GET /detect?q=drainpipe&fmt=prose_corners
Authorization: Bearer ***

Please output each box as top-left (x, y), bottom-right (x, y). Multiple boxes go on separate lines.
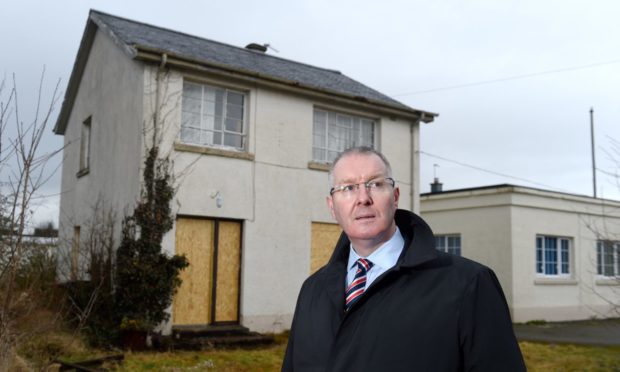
top-left (153, 53), bottom-right (168, 149)
top-left (411, 118), bottom-right (421, 213)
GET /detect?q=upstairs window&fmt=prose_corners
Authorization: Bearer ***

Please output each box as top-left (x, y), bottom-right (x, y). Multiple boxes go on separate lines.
top-left (597, 240), bottom-right (620, 277)
top-left (181, 81), bottom-right (247, 151)
top-left (79, 116), bottom-right (91, 173)
top-left (312, 108), bottom-right (375, 163)
top-left (435, 234), bottom-right (461, 256)
top-left (536, 236), bottom-right (571, 276)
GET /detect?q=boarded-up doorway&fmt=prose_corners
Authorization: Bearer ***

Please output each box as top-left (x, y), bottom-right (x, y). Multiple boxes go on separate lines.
top-left (310, 222), bottom-right (341, 274)
top-left (173, 217), bottom-right (242, 326)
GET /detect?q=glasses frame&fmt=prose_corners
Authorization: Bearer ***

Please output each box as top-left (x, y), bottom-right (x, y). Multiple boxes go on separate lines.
top-left (330, 177), bottom-right (395, 197)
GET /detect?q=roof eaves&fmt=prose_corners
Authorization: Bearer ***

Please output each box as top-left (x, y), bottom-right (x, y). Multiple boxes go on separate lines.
top-left (89, 11), bottom-right (139, 59)
top-left (53, 10), bottom-right (139, 135)
top-left (53, 18), bottom-right (98, 134)
top-left (134, 45), bottom-right (438, 122)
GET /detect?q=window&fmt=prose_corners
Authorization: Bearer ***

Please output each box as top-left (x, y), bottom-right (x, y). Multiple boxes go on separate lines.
top-left (435, 234), bottom-right (461, 256)
top-left (536, 236), bottom-right (571, 276)
top-left (597, 240), bottom-right (620, 277)
top-left (79, 117), bottom-right (91, 172)
top-left (181, 81), bottom-right (247, 151)
top-left (312, 108), bottom-right (375, 163)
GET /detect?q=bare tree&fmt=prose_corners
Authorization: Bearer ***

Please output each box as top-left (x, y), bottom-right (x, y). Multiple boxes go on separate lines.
top-left (580, 137), bottom-right (620, 320)
top-left (0, 70), bottom-right (62, 371)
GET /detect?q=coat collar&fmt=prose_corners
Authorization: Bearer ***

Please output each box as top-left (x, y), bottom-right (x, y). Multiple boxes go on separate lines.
top-left (327, 209), bottom-right (438, 269)
top-left (322, 209), bottom-right (438, 310)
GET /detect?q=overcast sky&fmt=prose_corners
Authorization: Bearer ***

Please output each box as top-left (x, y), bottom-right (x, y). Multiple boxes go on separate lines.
top-left (2, 0), bottom-right (620, 226)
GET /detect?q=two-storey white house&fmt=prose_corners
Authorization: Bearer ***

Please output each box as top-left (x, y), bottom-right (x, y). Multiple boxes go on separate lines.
top-left (54, 10), bottom-right (437, 334)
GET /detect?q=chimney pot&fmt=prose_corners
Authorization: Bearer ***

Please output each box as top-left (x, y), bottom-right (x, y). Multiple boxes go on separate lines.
top-left (430, 177), bottom-right (443, 193)
top-left (245, 43), bottom-right (267, 53)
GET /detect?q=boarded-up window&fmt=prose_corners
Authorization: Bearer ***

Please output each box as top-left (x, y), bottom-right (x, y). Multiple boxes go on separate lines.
top-left (310, 222), bottom-right (341, 274)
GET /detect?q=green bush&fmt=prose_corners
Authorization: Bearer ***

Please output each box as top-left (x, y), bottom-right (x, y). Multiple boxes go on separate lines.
top-left (114, 146), bottom-right (188, 332)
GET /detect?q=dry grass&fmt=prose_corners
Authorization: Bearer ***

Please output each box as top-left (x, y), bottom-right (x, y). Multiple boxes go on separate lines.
top-left (18, 330), bottom-right (620, 371)
top-left (521, 342), bottom-right (620, 372)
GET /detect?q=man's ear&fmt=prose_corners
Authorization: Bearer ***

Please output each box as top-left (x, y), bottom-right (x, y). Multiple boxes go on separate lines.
top-left (326, 196), bottom-right (336, 219)
top-left (393, 186), bottom-right (400, 207)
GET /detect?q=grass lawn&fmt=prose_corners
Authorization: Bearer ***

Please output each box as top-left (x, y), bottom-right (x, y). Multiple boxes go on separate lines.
top-left (21, 330), bottom-right (620, 371)
top-left (107, 341), bottom-right (620, 371)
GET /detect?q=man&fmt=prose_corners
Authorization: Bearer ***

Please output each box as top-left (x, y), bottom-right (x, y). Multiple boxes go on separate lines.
top-left (282, 147), bottom-right (525, 371)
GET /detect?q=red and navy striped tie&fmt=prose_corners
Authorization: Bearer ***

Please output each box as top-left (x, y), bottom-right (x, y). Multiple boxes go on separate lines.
top-left (345, 258), bottom-right (374, 311)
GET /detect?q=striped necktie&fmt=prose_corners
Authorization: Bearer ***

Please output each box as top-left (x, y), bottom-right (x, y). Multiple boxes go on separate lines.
top-left (345, 258), bottom-right (374, 311)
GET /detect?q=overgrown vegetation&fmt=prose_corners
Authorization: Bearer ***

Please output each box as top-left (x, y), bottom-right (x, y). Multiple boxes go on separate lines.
top-left (114, 146), bottom-right (188, 333)
top-left (17, 329), bottom-right (620, 372)
top-left (0, 70), bottom-right (62, 371)
top-left (61, 146), bottom-right (189, 349)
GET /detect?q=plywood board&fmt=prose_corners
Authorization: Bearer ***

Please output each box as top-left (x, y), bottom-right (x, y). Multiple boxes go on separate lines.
top-left (173, 218), bottom-right (214, 325)
top-left (311, 222), bottom-right (341, 274)
top-left (214, 221), bottom-right (241, 322)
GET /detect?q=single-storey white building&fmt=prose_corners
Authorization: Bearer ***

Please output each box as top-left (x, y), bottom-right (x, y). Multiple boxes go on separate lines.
top-left (420, 183), bottom-right (620, 322)
top-left (54, 10), bottom-right (436, 334)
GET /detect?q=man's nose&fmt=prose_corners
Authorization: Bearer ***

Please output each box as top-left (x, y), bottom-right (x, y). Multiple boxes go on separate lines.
top-left (355, 185), bottom-right (373, 205)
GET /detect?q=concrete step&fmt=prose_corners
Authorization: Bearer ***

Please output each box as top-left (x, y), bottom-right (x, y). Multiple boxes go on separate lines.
top-left (162, 324), bottom-right (275, 350)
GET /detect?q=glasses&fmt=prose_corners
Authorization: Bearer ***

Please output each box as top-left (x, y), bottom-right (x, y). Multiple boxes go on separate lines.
top-left (330, 177), bottom-right (395, 197)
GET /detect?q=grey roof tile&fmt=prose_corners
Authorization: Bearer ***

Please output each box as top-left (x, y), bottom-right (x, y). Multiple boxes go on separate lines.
top-left (90, 10), bottom-right (416, 112)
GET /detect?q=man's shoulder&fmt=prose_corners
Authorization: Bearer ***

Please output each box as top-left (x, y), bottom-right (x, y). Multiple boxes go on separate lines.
top-left (432, 250), bottom-right (494, 280)
top-left (299, 263), bottom-right (338, 290)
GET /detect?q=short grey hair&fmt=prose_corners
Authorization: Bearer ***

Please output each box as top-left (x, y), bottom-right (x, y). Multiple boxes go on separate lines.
top-left (328, 146), bottom-right (393, 186)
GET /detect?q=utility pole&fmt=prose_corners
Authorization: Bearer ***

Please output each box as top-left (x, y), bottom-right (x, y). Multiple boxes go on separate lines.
top-left (590, 107), bottom-right (597, 198)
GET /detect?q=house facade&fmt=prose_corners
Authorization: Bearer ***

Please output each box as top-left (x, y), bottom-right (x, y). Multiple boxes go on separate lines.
top-left (420, 184), bottom-right (620, 322)
top-left (54, 10), bottom-right (436, 333)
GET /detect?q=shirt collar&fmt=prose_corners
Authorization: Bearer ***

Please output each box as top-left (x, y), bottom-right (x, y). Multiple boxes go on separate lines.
top-left (347, 227), bottom-right (404, 271)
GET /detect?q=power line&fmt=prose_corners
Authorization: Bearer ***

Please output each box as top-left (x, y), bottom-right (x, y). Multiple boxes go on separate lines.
top-left (419, 150), bottom-right (575, 192)
top-left (393, 59), bottom-right (620, 97)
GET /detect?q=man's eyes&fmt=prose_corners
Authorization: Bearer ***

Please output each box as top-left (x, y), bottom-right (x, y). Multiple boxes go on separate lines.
top-left (340, 180), bottom-right (384, 192)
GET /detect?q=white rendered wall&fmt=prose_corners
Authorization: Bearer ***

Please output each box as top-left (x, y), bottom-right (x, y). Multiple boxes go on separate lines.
top-left (509, 191), bottom-right (620, 322)
top-left (56, 29), bottom-right (144, 280)
top-left (151, 71), bottom-right (420, 332)
top-left (421, 187), bottom-right (620, 323)
top-left (420, 192), bottom-right (515, 308)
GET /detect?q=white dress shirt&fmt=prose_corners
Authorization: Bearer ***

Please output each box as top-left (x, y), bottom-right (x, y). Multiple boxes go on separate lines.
top-left (346, 227), bottom-right (405, 290)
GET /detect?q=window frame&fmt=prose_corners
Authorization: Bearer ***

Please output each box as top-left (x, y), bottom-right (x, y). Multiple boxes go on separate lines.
top-left (596, 240), bottom-right (620, 278)
top-left (180, 80), bottom-right (248, 152)
top-left (312, 107), bottom-right (376, 164)
top-left (78, 116), bottom-right (91, 176)
top-left (435, 234), bottom-right (461, 256)
top-left (535, 235), bottom-right (572, 277)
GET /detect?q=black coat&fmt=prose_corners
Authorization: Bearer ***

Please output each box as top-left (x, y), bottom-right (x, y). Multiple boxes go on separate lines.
top-left (283, 209), bottom-right (525, 371)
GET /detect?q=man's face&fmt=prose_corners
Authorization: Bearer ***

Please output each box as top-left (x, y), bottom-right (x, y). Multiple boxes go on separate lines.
top-left (327, 153), bottom-right (399, 252)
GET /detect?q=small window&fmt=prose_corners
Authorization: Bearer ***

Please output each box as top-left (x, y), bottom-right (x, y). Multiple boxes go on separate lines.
top-left (597, 240), bottom-right (620, 277)
top-left (180, 81), bottom-right (247, 151)
top-left (71, 226), bottom-right (80, 280)
top-left (536, 236), bottom-right (571, 276)
top-left (79, 117), bottom-right (91, 173)
top-left (435, 234), bottom-right (461, 256)
top-left (312, 108), bottom-right (375, 163)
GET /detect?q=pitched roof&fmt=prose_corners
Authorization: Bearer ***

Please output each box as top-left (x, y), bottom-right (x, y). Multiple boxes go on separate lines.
top-left (55, 10), bottom-right (436, 134)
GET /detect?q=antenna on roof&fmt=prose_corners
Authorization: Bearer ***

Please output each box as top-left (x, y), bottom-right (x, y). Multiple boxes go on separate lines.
top-left (264, 43), bottom-right (279, 53)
